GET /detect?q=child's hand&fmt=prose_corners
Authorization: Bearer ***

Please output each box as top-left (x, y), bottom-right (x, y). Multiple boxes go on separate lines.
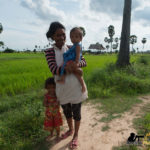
top-left (65, 61), bottom-right (77, 73)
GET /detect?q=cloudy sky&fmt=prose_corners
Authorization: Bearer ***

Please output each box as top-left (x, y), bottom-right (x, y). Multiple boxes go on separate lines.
top-left (0, 0), bottom-right (150, 51)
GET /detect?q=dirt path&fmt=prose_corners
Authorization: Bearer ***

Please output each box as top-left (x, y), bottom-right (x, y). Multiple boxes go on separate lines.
top-left (49, 96), bottom-right (150, 150)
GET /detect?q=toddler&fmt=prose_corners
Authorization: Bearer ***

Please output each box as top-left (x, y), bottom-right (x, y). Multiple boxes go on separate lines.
top-left (58, 27), bottom-right (86, 92)
top-left (43, 77), bottom-right (63, 141)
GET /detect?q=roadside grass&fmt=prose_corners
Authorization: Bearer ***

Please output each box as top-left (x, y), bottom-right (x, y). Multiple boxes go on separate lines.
top-left (89, 96), bottom-right (142, 123)
top-left (101, 124), bottom-right (110, 131)
top-left (0, 90), bottom-right (50, 150)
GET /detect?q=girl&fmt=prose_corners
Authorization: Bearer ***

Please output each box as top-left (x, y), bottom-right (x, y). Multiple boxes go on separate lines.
top-left (57, 27), bottom-right (86, 93)
top-left (43, 77), bottom-right (63, 141)
top-left (45, 22), bottom-right (88, 149)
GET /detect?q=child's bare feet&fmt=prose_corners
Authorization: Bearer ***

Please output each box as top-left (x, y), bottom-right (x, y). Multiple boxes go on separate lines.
top-left (46, 135), bottom-right (53, 141)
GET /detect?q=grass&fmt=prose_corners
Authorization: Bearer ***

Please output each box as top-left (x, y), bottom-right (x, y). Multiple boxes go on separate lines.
top-left (1, 53), bottom-right (150, 150)
top-left (0, 89), bottom-right (51, 150)
top-left (101, 125), bottom-right (110, 131)
top-left (0, 53), bottom-right (50, 96)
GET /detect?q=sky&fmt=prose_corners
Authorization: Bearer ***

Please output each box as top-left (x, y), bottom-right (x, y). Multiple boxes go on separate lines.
top-left (0, 0), bottom-right (150, 51)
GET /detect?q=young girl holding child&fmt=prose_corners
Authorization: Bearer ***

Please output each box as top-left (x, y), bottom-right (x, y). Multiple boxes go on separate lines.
top-left (57, 27), bottom-right (86, 93)
top-left (43, 77), bottom-right (63, 141)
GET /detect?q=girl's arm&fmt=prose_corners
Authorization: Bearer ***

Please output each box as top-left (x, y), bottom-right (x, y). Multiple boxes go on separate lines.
top-left (44, 48), bottom-right (62, 75)
top-left (67, 44), bottom-right (87, 68)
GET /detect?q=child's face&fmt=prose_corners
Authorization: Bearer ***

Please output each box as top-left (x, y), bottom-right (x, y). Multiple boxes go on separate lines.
top-left (70, 31), bottom-right (82, 44)
top-left (46, 84), bottom-right (56, 95)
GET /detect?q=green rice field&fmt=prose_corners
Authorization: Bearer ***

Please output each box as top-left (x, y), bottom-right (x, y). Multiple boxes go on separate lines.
top-left (0, 53), bottom-right (139, 96)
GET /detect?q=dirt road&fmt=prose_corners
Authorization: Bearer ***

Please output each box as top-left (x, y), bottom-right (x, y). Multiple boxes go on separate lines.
top-left (49, 96), bottom-right (150, 150)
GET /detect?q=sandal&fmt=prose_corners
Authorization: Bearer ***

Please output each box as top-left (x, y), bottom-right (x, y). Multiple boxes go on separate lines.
top-left (70, 139), bottom-right (78, 149)
top-left (61, 130), bottom-right (73, 139)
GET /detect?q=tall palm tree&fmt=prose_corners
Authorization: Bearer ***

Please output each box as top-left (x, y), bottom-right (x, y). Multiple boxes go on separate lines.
top-left (0, 23), bottom-right (4, 47)
top-left (117, 0), bottom-right (132, 67)
top-left (106, 45), bottom-right (109, 52)
top-left (130, 35), bottom-right (137, 52)
top-left (0, 23), bottom-right (3, 34)
top-left (108, 25), bottom-right (115, 53)
top-left (141, 38), bottom-right (147, 50)
top-left (79, 27), bottom-right (86, 37)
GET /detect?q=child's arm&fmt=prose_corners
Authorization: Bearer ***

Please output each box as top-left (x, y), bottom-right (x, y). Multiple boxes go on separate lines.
top-left (75, 45), bottom-right (81, 66)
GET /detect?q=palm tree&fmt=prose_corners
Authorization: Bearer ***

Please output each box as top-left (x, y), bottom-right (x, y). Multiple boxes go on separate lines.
top-left (117, 0), bottom-right (132, 67)
top-left (108, 25), bottom-right (115, 53)
top-left (106, 45), bottom-right (109, 52)
top-left (79, 27), bottom-right (86, 37)
top-left (130, 35), bottom-right (137, 52)
top-left (0, 23), bottom-right (4, 48)
top-left (0, 23), bottom-right (3, 34)
top-left (35, 45), bottom-right (37, 51)
top-left (141, 38), bottom-right (147, 50)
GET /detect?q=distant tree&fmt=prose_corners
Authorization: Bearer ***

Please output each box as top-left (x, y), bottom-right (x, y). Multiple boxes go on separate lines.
top-left (130, 35), bottom-right (137, 52)
top-left (106, 45), bottom-right (109, 52)
top-left (108, 25), bottom-right (115, 52)
top-left (4, 48), bottom-right (15, 53)
top-left (33, 49), bottom-right (36, 53)
top-left (141, 38), bottom-right (147, 50)
top-left (117, 0), bottom-right (132, 67)
top-left (79, 27), bottom-right (86, 37)
top-left (35, 45), bottom-right (37, 50)
top-left (0, 41), bottom-right (4, 47)
top-left (0, 23), bottom-right (4, 47)
top-left (0, 23), bottom-right (3, 34)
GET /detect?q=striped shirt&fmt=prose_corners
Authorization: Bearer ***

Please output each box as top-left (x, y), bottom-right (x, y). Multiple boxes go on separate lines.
top-left (44, 46), bottom-right (87, 75)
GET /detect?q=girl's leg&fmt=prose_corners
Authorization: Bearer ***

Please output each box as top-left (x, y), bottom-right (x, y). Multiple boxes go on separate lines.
top-left (61, 104), bottom-right (73, 138)
top-left (72, 103), bottom-right (82, 139)
top-left (55, 126), bottom-right (61, 142)
top-left (46, 128), bottom-right (54, 141)
top-left (70, 103), bottom-right (82, 149)
top-left (56, 126), bottom-right (60, 137)
top-left (74, 68), bottom-right (86, 92)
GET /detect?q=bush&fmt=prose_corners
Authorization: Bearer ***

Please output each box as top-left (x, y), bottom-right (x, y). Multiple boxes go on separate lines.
top-left (3, 48), bottom-right (16, 53)
top-left (86, 56), bottom-right (150, 98)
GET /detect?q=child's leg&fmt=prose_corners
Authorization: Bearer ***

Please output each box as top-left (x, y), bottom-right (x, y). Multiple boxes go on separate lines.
top-left (55, 126), bottom-right (60, 137)
top-left (55, 126), bottom-right (62, 142)
top-left (46, 128), bottom-right (54, 141)
top-left (73, 68), bottom-right (86, 93)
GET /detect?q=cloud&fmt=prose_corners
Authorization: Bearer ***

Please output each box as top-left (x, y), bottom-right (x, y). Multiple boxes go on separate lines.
top-left (89, 0), bottom-right (141, 16)
top-left (20, 0), bottom-right (66, 22)
top-left (133, 7), bottom-right (150, 23)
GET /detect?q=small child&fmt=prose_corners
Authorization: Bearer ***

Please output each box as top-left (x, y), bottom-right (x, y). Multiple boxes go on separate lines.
top-left (43, 77), bottom-right (63, 141)
top-left (58, 27), bottom-right (86, 93)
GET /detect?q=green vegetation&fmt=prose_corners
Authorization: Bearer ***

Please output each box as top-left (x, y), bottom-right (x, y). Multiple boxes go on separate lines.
top-left (0, 53), bottom-right (50, 96)
top-left (1, 53), bottom-right (150, 150)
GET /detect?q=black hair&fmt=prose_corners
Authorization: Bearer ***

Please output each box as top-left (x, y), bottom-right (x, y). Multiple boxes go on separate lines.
top-left (46, 21), bottom-right (65, 40)
top-left (45, 77), bottom-right (55, 89)
top-left (70, 27), bottom-right (83, 38)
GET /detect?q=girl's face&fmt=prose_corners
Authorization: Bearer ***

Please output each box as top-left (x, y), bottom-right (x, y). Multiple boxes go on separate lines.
top-left (46, 84), bottom-right (56, 95)
top-left (70, 31), bottom-right (82, 44)
top-left (52, 28), bottom-right (66, 49)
